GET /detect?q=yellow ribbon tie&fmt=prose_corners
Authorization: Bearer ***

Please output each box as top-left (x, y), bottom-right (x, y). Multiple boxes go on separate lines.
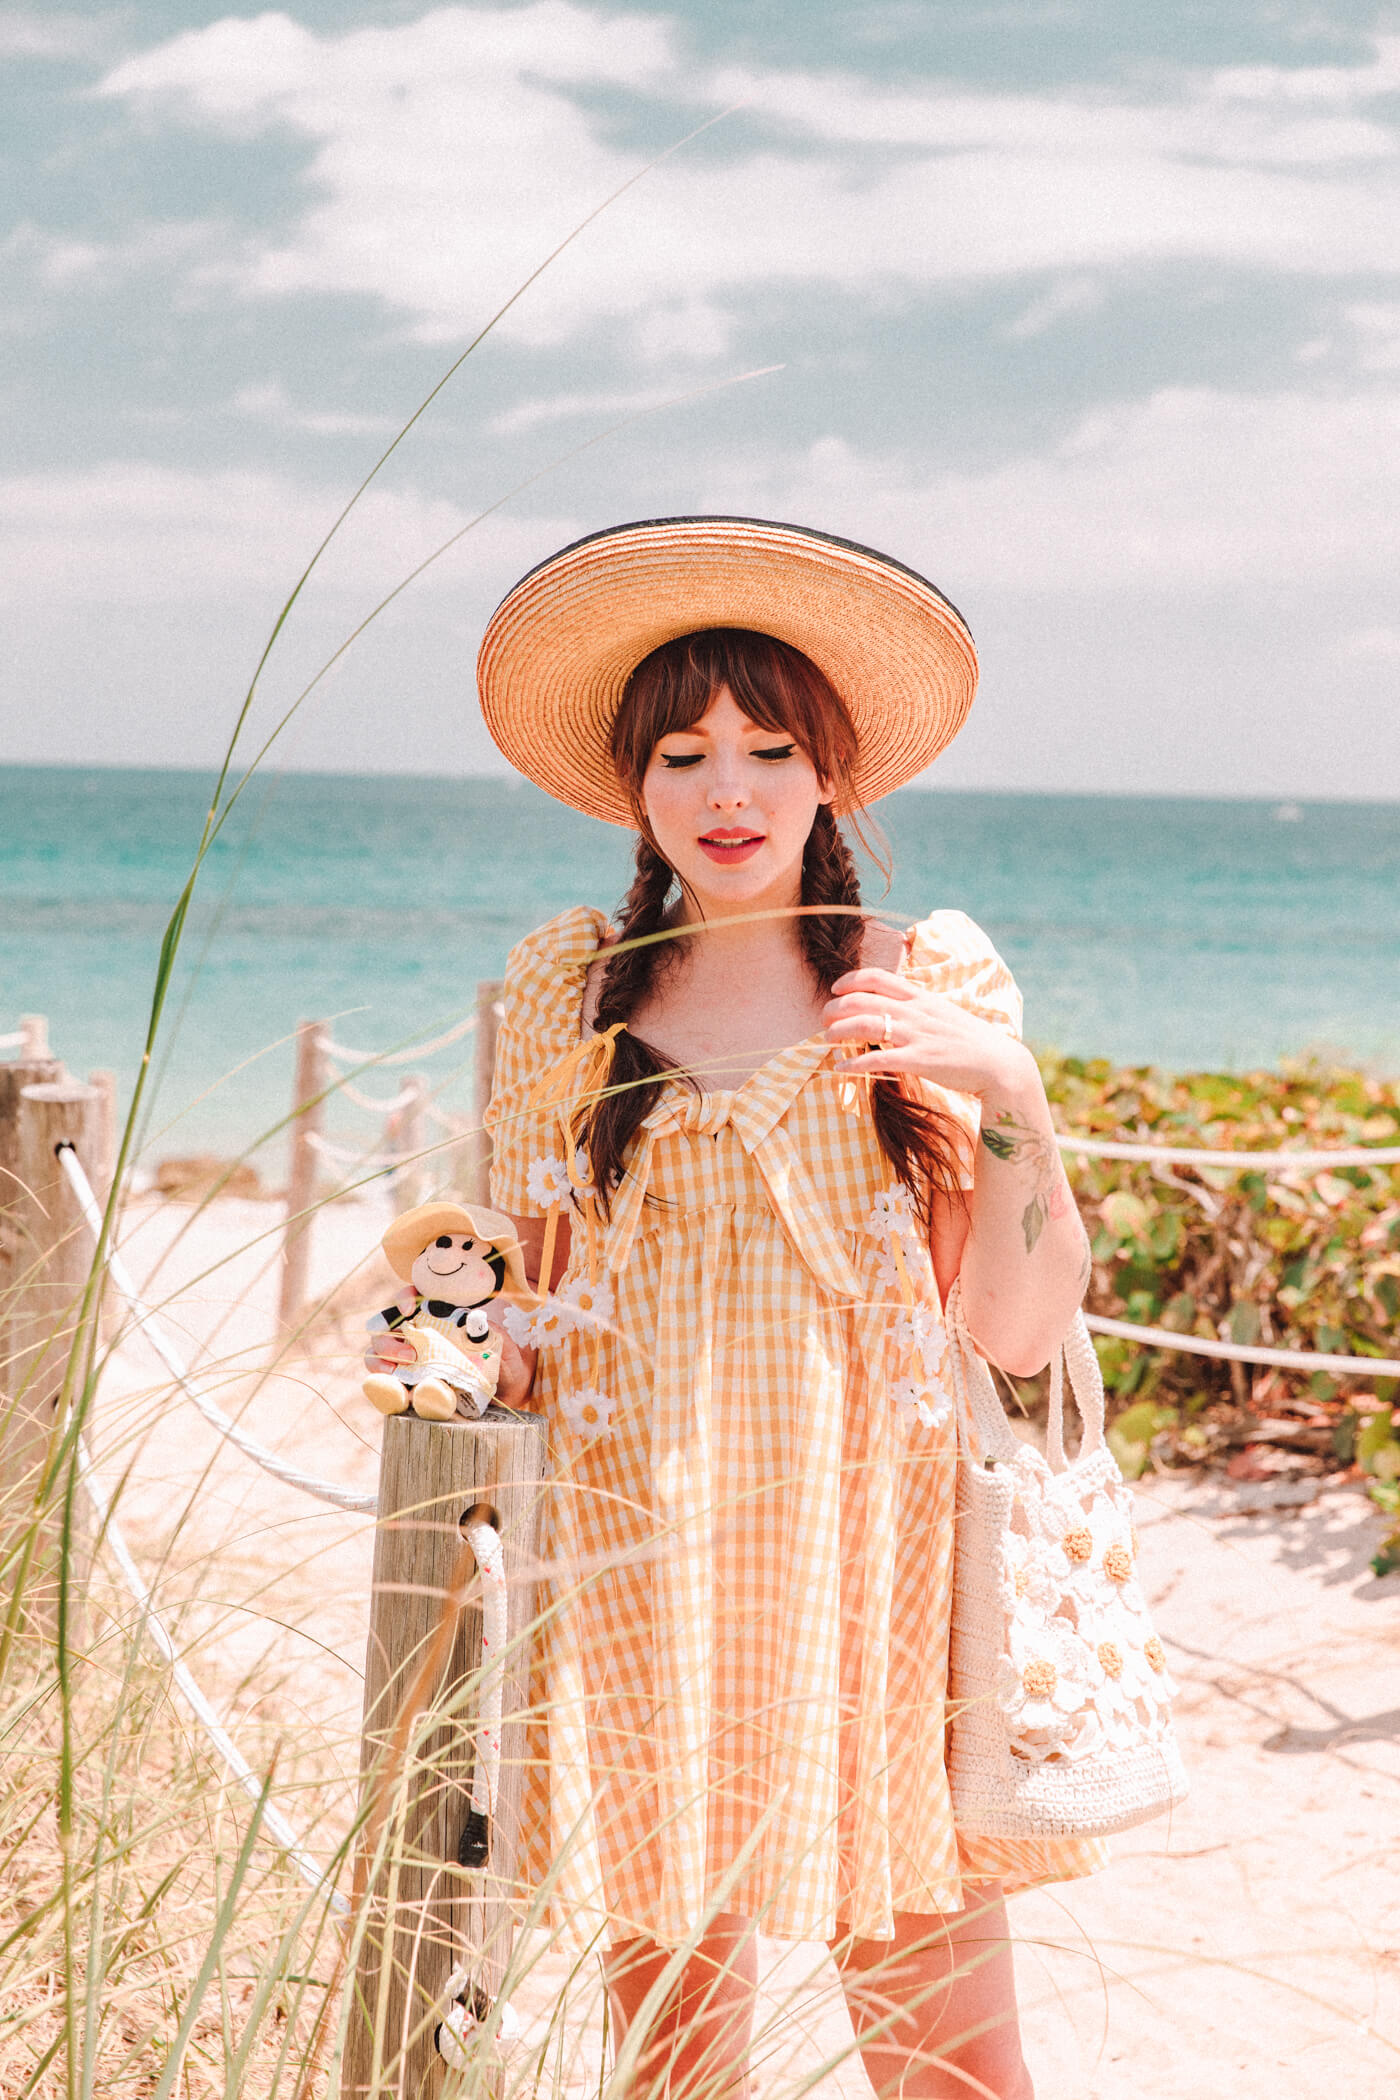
top-left (526, 1023), bottom-right (623, 1306)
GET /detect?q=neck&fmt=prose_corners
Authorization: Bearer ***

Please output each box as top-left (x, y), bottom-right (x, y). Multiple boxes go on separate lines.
top-left (672, 875), bottom-right (809, 970)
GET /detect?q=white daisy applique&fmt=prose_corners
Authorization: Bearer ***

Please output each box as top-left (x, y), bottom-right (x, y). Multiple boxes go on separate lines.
top-left (526, 1153), bottom-right (572, 1209)
top-left (558, 1386), bottom-right (614, 1438)
top-left (502, 1273), bottom-right (616, 1351)
top-left (868, 1183), bottom-right (923, 1288)
top-left (892, 1378), bottom-right (953, 1433)
top-left (525, 1148), bottom-right (597, 1211)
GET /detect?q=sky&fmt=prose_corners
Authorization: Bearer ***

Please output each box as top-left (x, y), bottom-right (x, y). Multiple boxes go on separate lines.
top-left (4, 1), bottom-right (1400, 797)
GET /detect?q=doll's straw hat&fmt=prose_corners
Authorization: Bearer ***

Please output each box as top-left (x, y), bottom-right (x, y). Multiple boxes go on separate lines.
top-left (382, 1201), bottom-right (528, 1297)
top-left (477, 515), bottom-right (977, 825)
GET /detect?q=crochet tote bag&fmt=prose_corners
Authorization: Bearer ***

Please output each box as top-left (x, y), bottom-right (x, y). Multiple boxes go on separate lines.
top-left (945, 1283), bottom-right (1188, 1839)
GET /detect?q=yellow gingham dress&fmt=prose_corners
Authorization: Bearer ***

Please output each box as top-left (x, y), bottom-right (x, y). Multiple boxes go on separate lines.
top-left (486, 905), bottom-right (1105, 1946)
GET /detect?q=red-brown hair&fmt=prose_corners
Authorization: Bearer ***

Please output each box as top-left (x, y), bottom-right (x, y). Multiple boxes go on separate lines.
top-left (583, 628), bottom-right (965, 1227)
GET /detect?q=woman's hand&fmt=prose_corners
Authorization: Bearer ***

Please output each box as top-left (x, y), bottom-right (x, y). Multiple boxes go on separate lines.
top-left (364, 1331), bottom-right (416, 1376)
top-left (362, 1324), bottom-right (535, 1406)
top-left (822, 966), bottom-right (1030, 1098)
top-left (824, 965), bottom-right (1089, 1377)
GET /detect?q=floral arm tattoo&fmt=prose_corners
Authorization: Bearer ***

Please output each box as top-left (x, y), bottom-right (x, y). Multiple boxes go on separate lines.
top-left (980, 1106), bottom-right (1074, 1255)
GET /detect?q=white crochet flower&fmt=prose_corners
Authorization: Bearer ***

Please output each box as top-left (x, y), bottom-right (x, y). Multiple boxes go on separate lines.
top-left (526, 1152), bottom-right (572, 1209)
top-left (869, 1183), bottom-right (923, 1289)
top-left (558, 1386), bottom-right (614, 1437)
top-left (893, 1304), bottom-right (948, 1382)
top-left (525, 1148), bottom-right (597, 1211)
top-left (500, 1300), bottom-right (538, 1348)
top-left (892, 1378), bottom-right (953, 1433)
top-left (1000, 1527), bottom-right (1069, 1617)
top-left (1026, 1490), bottom-right (1135, 1605)
top-left (996, 1616), bottom-right (1095, 1756)
top-left (502, 1272), bottom-right (615, 1350)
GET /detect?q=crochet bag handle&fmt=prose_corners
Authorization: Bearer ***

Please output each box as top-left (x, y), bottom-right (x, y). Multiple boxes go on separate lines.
top-left (945, 1282), bottom-right (1105, 1474)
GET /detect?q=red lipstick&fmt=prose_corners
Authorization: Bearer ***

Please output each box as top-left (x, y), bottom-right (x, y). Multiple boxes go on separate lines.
top-left (699, 828), bottom-right (764, 865)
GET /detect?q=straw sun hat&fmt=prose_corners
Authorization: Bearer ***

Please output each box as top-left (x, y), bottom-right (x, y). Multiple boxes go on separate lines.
top-left (477, 516), bottom-right (977, 825)
top-left (381, 1201), bottom-right (528, 1297)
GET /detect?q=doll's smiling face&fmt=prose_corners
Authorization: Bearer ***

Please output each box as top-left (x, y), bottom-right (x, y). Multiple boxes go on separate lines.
top-left (409, 1233), bottom-right (499, 1307)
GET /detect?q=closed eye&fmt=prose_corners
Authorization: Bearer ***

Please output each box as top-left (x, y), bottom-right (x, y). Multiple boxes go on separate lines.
top-left (660, 752), bottom-right (704, 769)
top-left (754, 744), bottom-right (796, 761)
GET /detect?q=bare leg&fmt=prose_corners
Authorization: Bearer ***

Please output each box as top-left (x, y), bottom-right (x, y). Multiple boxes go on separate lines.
top-left (604, 1914), bottom-right (757, 2100)
top-left (832, 1885), bottom-right (1033, 2100)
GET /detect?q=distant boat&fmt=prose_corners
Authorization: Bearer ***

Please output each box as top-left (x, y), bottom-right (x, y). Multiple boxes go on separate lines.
top-left (1272, 803), bottom-right (1304, 822)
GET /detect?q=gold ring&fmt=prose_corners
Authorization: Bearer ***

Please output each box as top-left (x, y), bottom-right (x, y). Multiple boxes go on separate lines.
top-left (880, 1011), bottom-right (893, 1046)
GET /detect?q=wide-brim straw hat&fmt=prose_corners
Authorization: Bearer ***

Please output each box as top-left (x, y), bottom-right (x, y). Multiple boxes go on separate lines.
top-left (382, 1201), bottom-right (528, 1299)
top-left (477, 515), bottom-right (977, 825)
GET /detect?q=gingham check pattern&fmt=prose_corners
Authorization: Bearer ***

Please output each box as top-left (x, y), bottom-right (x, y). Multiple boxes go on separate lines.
top-left (487, 906), bottom-right (1106, 1945)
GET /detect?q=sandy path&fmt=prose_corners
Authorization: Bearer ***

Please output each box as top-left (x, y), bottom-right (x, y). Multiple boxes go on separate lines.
top-left (85, 1193), bottom-right (1400, 2096)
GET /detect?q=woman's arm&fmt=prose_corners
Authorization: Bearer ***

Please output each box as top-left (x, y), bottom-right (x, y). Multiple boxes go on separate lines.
top-left (823, 970), bottom-right (1088, 1376)
top-left (492, 1211), bottom-right (573, 1405)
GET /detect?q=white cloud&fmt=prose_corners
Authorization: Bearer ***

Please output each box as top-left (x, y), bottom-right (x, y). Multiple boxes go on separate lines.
top-left (1005, 275), bottom-right (1102, 339)
top-left (704, 385), bottom-right (1400, 596)
top-left (490, 381), bottom-right (703, 432)
top-left (1343, 624), bottom-right (1400, 661)
top-left (0, 9), bottom-right (114, 62)
top-left (0, 462), bottom-right (550, 606)
top-left (229, 380), bottom-right (402, 436)
top-left (1343, 301), bottom-right (1400, 371)
top-left (92, 7), bottom-right (1400, 350)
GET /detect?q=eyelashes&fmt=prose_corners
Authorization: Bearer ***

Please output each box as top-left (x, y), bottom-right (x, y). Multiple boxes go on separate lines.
top-left (658, 744), bottom-right (797, 769)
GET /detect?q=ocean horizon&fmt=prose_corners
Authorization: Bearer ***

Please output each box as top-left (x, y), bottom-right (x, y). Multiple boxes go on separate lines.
top-left (3, 764), bottom-right (1397, 1164)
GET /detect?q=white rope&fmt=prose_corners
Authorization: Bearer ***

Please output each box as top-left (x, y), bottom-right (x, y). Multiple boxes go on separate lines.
top-left (305, 1131), bottom-right (407, 1172)
top-left (1057, 1133), bottom-right (1400, 1170)
top-left (426, 1105), bottom-right (469, 1135)
top-left (1085, 1311), bottom-right (1400, 1378)
top-left (465, 1517), bottom-right (507, 1826)
top-left (74, 1433), bottom-right (349, 1913)
top-left (436, 1516), bottom-right (518, 2072)
top-left (319, 1011), bottom-right (478, 1068)
top-left (58, 1147), bottom-right (378, 1516)
top-left (337, 1078), bottom-right (419, 1116)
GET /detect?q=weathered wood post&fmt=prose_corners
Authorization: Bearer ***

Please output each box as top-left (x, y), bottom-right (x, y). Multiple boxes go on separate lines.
top-left (341, 1410), bottom-right (547, 2099)
top-left (0, 1080), bottom-right (104, 1646)
top-left (87, 1070), bottom-right (118, 1196)
top-left (391, 1075), bottom-right (428, 1213)
top-left (464, 983), bottom-right (504, 1206)
top-left (279, 1020), bottom-right (326, 1333)
top-left (19, 1015), bottom-right (49, 1061)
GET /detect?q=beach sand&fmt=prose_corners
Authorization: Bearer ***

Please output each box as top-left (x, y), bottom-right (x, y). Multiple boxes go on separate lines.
top-left (84, 1186), bottom-right (1400, 2098)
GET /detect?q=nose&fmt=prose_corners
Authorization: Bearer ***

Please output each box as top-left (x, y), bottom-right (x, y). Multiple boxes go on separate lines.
top-left (705, 753), bottom-right (750, 811)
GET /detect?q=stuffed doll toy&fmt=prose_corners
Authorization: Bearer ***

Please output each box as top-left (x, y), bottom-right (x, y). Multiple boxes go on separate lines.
top-left (363, 1200), bottom-right (528, 1421)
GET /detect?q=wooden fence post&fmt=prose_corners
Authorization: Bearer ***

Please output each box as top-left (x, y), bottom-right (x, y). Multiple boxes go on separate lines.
top-left (279, 1020), bottom-right (325, 1334)
top-left (341, 1410), bottom-right (547, 2100)
top-left (0, 1080), bottom-right (103, 1647)
top-left (465, 982), bottom-right (504, 1207)
top-left (19, 1015), bottom-right (49, 1061)
top-left (391, 1075), bottom-right (428, 1213)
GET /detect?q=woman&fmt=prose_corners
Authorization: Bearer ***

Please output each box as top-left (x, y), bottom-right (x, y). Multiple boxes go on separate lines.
top-left (373, 519), bottom-right (1101, 2099)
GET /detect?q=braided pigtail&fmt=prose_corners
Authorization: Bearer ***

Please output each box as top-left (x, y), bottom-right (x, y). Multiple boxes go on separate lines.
top-left (800, 804), bottom-right (967, 1229)
top-left (582, 836), bottom-right (686, 1212)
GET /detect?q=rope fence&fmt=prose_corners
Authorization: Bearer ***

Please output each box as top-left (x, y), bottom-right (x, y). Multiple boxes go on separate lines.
top-left (60, 1145), bottom-right (378, 1515)
top-left (1057, 1132), bottom-right (1400, 1170)
top-left (279, 989), bottom-right (504, 1331)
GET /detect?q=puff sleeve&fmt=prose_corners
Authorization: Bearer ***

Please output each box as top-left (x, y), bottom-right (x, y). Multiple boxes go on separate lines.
top-left (902, 909), bottom-right (1023, 1189)
top-left (484, 906), bottom-right (608, 1216)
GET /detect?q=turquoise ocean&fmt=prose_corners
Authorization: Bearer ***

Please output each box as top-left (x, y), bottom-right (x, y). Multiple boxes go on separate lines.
top-left (2, 765), bottom-right (1397, 1169)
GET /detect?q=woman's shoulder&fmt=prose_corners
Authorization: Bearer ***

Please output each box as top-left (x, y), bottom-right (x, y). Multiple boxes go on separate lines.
top-left (505, 905), bottom-right (610, 978)
top-left (902, 908), bottom-right (1023, 1037)
top-left (502, 906), bottom-right (611, 1029)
